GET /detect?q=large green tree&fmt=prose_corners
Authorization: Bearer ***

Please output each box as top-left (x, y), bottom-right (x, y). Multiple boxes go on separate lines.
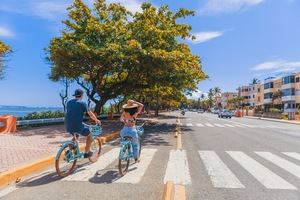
top-left (47, 0), bottom-right (206, 114)
top-left (0, 40), bottom-right (11, 80)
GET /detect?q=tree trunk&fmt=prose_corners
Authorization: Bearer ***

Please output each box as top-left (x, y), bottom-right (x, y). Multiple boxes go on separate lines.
top-left (94, 99), bottom-right (107, 115)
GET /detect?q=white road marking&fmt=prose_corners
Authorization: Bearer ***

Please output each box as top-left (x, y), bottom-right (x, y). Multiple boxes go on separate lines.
top-left (116, 148), bottom-right (157, 183)
top-left (224, 124), bottom-right (234, 127)
top-left (256, 152), bottom-right (300, 179)
top-left (164, 150), bottom-right (191, 185)
top-left (199, 151), bottom-right (245, 188)
top-left (205, 123), bottom-right (214, 127)
top-left (186, 123), bottom-right (194, 127)
top-left (282, 152), bottom-right (300, 161)
top-left (196, 123), bottom-right (204, 127)
top-left (63, 148), bottom-right (120, 181)
top-left (214, 124), bottom-right (225, 127)
top-left (227, 151), bottom-right (297, 190)
top-left (0, 186), bottom-right (18, 198)
top-left (232, 124), bottom-right (245, 128)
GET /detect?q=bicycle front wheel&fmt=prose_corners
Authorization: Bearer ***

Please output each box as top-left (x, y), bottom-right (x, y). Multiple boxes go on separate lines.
top-left (55, 144), bottom-right (77, 177)
top-left (118, 145), bottom-right (130, 176)
top-left (88, 138), bottom-right (102, 163)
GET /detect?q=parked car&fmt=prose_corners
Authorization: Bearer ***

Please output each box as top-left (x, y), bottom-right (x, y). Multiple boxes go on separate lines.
top-left (198, 109), bottom-right (204, 113)
top-left (218, 110), bottom-right (233, 118)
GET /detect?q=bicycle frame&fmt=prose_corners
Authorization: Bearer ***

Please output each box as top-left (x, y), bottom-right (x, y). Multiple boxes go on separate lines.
top-left (56, 123), bottom-right (102, 162)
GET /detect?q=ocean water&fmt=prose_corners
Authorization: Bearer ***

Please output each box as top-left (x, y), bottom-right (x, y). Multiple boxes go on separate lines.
top-left (0, 107), bottom-right (63, 117)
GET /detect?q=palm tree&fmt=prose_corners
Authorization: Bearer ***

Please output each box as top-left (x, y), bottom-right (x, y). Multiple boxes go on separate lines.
top-left (251, 78), bottom-right (260, 85)
top-left (272, 90), bottom-right (283, 109)
top-left (213, 87), bottom-right (222, 108)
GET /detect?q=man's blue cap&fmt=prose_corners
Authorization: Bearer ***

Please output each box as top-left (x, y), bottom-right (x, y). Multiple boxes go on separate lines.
top-left (73, 89), bottom-right (84, 97)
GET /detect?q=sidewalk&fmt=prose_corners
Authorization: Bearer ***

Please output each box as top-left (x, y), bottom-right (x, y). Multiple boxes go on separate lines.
top-left (244, 115), bottom-right (300, 125)
top-left (0, 120), bottom-right (122, 174)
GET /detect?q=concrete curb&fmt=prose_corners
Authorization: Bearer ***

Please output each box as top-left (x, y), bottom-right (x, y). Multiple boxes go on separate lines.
top-left (162, 181), bottom-right (174, 200)
top-left (244, 116), bottom-right (300, 125)
top-left (0, 131), bottom-right (120, 188)
top-left (163, 115), bottom-right (185, 200)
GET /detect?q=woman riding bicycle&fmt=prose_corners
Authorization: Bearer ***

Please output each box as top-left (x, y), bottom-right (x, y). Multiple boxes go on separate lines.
top-left (120, 99), bottom-right (144, 162)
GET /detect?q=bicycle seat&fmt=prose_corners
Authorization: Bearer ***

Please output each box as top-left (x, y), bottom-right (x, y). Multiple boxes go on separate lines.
top-left (123, 136), bottom-right (132, 140)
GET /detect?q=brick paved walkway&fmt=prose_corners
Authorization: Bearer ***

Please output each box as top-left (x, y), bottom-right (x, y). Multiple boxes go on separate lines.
top-left (0, 120), bottom-right (122, 173)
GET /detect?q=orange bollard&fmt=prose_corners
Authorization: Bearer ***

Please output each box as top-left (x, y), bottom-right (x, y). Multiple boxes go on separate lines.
top-left (0, 115), bottom-right (17, 133)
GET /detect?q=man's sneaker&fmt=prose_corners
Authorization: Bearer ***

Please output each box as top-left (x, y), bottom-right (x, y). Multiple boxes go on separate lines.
top-left (84, 151), bottom-right (93, 158)
top-left (134, 157), bottom-right (140, 163)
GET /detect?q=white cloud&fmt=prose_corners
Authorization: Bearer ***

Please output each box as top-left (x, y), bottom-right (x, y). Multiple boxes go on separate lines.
top-left (0, 0), bottom-right (72, 21)
top-left (0, 0), bottom-right (143, 21)
top-left (188, 90), bottom-right (208, 100)
top-left (0, 26), bottom-right (14, 38)
top-left (189, 31), bottom-right (224, 44)
top-left (200, 0), bottom-right (264, 14)
top-left (252, 60), bottom-right (300, 72)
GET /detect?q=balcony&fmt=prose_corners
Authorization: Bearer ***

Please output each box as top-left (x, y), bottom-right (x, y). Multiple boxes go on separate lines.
top-left (282, 83), bottom-right (295, 90)
top-left (282, 96), bottom-right (296, 102)
top-left (264, 98), bottom-right (272, 104)
top-left (263, 88), bottom-right (274, 94)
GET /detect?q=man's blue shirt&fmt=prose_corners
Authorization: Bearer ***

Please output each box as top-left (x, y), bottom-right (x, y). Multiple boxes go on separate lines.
top-left (65, 99), bottom-right (88, 133)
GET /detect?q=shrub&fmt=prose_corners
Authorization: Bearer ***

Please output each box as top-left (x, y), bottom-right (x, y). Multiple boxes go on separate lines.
top-left (281, 113), bottom-right (288, 120)
top-left (270, 108), bottom-right (281, 113)
top-left (19, 111), bottom-right (65, 120)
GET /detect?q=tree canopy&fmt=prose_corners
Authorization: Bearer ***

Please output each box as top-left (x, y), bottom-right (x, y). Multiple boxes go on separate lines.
top-left (46, 0), bottom-right (206, 113)
top-left (0, 40), bottom-right (11, 80)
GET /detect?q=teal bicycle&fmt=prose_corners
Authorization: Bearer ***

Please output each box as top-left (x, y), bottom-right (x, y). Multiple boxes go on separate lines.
top-left (55, 123), bottom-right (102, 177)
top-left (118, 122), bottom-right (146, 176)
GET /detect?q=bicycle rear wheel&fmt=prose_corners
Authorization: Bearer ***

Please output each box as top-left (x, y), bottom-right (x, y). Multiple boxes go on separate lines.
top-left (88, 138), bottom-right (102, 163)
top-left (55, 144), bottom-right (77, 177)
top-left (118, 145), bottom-right (130, 176)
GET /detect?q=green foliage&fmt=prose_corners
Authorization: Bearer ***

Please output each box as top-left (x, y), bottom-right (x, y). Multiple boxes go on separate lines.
top-left (0, 40), bottom-right (11, 80)
top-left (46, 0), bottom-right (206, 114)
top-left (270, 108), bottom-right (281, 113)
top-left (281, 113), bottom-right (288, 120)
top-left (19, 111), bottom-right (65, 120)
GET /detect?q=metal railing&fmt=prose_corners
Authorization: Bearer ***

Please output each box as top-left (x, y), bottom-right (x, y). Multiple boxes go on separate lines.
top-left (16, 114), bottom-right (121, 126)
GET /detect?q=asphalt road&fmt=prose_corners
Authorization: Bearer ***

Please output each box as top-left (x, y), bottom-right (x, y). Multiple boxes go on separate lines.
top-left (182, 112), bottom-right (300, 200)
top-left (1, 112), bottom-right (300, 200)
top-left (0, 115), bottom-right (177, 200)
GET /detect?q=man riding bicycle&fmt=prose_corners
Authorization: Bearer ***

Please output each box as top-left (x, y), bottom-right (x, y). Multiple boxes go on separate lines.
top-left (65, 89), bottom-right (101, 158)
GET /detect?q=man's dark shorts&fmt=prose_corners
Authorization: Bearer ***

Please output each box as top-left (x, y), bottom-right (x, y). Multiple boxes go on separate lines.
top-left (70, 127), bottom-right (90, 137)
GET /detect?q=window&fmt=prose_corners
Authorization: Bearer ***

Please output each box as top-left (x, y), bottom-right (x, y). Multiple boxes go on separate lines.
top-left (264, 93), bottom-right (273, 99)
top-left (253, 95), bottom-right (255, 98)
top-left (258, 88), bottom-right (260, 92)
top-left (282, 88), bottom-right (295, 96)
top-left (296, 77), bottom-right (300, 82)
top-left (282, 75), bottom-right (295, 85)
top-left (264, 82), bottom-right (274, 89)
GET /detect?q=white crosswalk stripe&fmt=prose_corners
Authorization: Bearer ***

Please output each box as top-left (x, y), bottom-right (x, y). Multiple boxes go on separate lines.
top-left (255, 152), bottom-right (300, 178)
top-left (205, 123), bottom-right (214, 127)
top-left (199, 151), bottom-right (245, 188)
top-left (186, 123), bottom-right (194, 127)
top-left (214, 123), bottom-right (225, 127)
top-left (116, 149), bottom-right (157, 183)
top-left (224, 124), bottom-right (235, 127)
top-left (282, 152), bottom-right (300, 161)
top-left (164, 150), bottom-right (191, 185)
top-left (196, 123), bottom-right (204, 127)
top-left (63, 148), bottom-right (120, 181)
top-left (227, 151), bottom-right (297, 190)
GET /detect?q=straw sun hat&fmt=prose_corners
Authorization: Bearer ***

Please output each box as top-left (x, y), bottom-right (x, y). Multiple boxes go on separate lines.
top-left (122, 102), bottom-right (138, 109)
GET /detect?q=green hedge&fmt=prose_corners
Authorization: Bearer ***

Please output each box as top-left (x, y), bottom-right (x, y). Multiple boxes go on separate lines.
top-left (270, 108), bottom-right (281, 113)
top-left (18, 111), bottom-right (65, 120)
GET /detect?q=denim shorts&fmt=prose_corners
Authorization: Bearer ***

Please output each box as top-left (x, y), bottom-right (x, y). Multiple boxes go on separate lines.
top-left (70, 127), bottom-right (90, 137)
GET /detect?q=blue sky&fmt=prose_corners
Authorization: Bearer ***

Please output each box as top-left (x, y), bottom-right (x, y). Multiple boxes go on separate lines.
top-left (0, 0), bottom-right (299, 106)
